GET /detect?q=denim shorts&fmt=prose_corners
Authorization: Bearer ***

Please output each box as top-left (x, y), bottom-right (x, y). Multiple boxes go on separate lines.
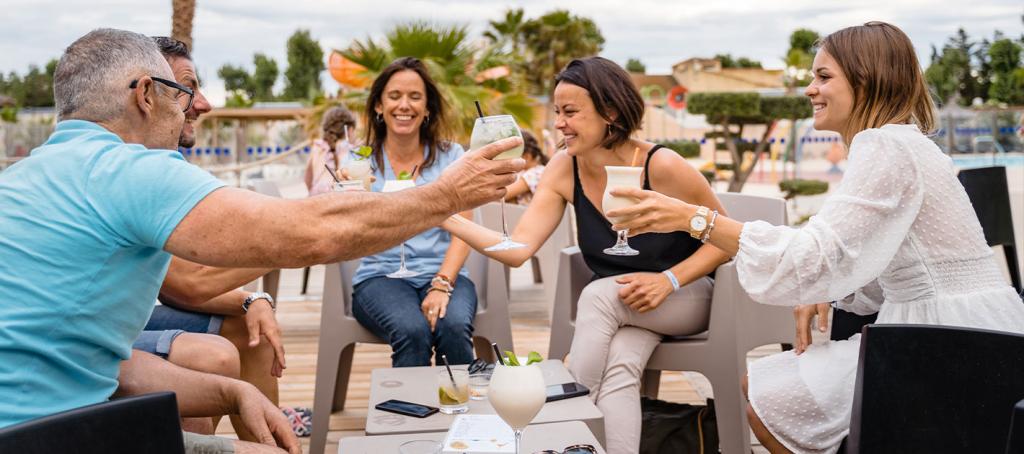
top-left (132, 305), bottom-right (224, 358)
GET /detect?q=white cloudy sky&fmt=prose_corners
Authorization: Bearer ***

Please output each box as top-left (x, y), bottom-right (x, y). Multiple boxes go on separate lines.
top-left (2, 0), bottom-right (1021, 106)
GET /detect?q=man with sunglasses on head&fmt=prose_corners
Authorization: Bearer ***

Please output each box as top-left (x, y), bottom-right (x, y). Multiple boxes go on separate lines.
top-left (0, 28), bottom-right (522, 453)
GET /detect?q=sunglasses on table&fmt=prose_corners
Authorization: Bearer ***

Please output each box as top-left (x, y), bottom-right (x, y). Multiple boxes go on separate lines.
top-left (467, 358), bottom-right (495, 375)
top-left (533, 445), bottom-right (598, 454)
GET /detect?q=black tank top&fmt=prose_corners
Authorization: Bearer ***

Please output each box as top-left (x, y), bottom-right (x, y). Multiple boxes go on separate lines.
top-left (573, 145), bottom-right (703, 279)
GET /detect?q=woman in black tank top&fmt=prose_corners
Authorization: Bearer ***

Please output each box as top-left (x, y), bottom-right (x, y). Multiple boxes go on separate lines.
top-left (441, 57), bottom-right (731, 453)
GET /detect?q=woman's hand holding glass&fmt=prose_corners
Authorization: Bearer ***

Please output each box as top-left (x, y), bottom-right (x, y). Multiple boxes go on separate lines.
top-left (420, 288), bottom-right (449, 332)
top-left (615, 272), bottom-right (675, 313)
top-left (606, 187), bottom-right (697, 236)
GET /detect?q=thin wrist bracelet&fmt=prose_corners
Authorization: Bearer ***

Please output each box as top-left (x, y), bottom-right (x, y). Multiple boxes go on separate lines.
top-left (662, 270), bottom-right (681, 291)
top-left (701, 210), bottom-right (719, 243)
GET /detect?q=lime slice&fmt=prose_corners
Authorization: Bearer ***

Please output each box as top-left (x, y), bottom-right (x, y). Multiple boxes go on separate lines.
top-left (439, 387), bottom-right (461, 405)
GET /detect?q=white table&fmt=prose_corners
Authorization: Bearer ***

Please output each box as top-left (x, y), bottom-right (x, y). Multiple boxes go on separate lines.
top-left (339, 420), bottom-right (605, 453)
top-left (365, 360), bottom-right (605, 444)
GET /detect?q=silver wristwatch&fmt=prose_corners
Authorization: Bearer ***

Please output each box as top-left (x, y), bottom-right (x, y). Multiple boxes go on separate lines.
top-left (242, 291), bottom-right (275, 313)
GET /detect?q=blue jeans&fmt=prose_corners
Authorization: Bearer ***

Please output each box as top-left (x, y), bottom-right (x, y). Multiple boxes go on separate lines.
top-left (352, 275), bottom-right (477, 367)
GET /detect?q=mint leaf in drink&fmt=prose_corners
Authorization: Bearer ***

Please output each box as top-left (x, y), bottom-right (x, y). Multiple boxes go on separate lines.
top-left (504, 351), bottom-right (520, 366)
top-left (398, 170), bottom-right (412, 180)
top-left (502, 351), bottom-right (544, 366)
top-left (526, 351), bottom-right (543, 366)
top-left (354, 145), bottom-right (372, 160)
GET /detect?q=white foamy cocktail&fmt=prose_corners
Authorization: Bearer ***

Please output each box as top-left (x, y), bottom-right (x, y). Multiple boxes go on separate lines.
top-left (602, 165), bottom-right (643, 256)
top-left (602, 166), bottom-right (643, 223)
top-left (488, 364), bottom-right (545, 454)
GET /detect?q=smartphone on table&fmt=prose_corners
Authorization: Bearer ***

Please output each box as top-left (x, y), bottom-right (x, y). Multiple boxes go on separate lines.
top-left (374, 399), bottom-right (439, 418)
top-left (545, 382), bottom-right (590, 403)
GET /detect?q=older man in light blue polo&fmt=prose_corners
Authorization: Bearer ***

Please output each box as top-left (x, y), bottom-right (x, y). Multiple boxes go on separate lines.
top-left (0, 27), bottom-right (522, 452)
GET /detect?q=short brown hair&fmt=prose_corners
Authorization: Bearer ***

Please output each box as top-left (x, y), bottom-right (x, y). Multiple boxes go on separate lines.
top-left (555, 57), bottom-right (644, 149)
top-left (819, 22), bottom-right (936, 141)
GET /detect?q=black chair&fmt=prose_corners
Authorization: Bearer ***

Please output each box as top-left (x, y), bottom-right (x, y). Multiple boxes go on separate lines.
top-left (0, 392), bottom-right (185, 454)
top-left (1009, 399), bottom-right (1024, 454)
top-left (958, 166), bottom-right (1022, 295)
top-left (846, 324), bottom-right (1024, 454)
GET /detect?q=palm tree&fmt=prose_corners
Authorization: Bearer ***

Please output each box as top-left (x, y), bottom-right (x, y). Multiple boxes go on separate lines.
top-left (484, 8), bottom-right (527, 56)
top-left (171, 0), bottom-right (195, 50)
top-left (521, 10), bottom-right (605, 97)
top-left (336, 22), bottom-right (533, 141)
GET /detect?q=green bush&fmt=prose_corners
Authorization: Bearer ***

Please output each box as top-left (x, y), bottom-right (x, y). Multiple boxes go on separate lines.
top-left (688, 92), bottom-right (812, 124)
top-left (715, 163), bottom-right (735, 171)
top-left (0, 106), bottom-right (17, 123)
top-left (779, 179), bottom-right (829, 200)
top-left (661, 140), bottom-right (701, 158)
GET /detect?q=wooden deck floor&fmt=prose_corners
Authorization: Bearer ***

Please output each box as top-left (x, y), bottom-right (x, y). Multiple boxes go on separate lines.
top-left (216, 263), bottom-right (778, 453)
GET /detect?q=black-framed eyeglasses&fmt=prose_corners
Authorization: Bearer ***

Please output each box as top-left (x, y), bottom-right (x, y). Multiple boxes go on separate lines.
top-left (533, 445), bottom-right (597, 454)
top-left (129, 76), bottom-right (194, 113)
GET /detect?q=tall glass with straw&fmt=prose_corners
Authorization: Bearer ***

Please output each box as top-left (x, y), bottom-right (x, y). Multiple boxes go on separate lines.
top-left (602, 147), bottom-right (642, 256)
top-left (470, 102), bottom-right (526, 251)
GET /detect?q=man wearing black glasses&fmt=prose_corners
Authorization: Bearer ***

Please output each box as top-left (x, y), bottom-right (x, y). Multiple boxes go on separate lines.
top-left (0, 28), bottom-right (523, 454)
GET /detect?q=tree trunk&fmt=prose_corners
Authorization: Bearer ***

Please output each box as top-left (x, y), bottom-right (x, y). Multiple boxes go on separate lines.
top-left (729, 120), bottom-right (778, 192)
top-left (171, 0), bottom-right (195, 51)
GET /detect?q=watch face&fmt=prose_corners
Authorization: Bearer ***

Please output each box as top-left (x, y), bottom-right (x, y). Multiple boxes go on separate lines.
top-left (690, 216), bottom-right (707, 232)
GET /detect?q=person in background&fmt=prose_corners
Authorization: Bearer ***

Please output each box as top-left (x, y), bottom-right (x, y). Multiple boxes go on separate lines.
top-left (305, 106), bottom-right (358, 196)
top-left (503, 129), bottom-right (548, 205)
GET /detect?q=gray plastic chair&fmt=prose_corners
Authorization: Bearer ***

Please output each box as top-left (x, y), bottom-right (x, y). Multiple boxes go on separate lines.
top-left (309, 226), bottom-right (513, 454)
top-left (479, 202), bottom-right (574, 316)
top-left (547, 192), bottom-right (790, 454)
top-left (243, 178), bottom-right (282, 300)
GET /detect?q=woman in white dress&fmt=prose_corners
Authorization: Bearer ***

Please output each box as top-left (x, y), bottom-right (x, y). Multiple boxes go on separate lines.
top-left (605, 21), bottom-right (1024, 453)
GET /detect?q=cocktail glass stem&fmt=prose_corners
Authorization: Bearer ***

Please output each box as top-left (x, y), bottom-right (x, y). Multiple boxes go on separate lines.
top-left (484, 198), bottom-right (526, 251)
top-left (604, 229), bottom-right (639, 256)
top-left (513, 428), bottom-right (523, 454)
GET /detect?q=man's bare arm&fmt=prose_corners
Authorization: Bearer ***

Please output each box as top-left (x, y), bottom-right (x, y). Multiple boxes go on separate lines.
top-left (164, 137), bottom-right (523, 269)
top-left (160, 257), bottom-right (270, 306)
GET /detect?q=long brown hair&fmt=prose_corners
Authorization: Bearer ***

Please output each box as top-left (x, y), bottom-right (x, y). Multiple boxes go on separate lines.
top-left (819, 22), bottom-right (936, 143)
top-left (363, 57), bottom-right (451, 172)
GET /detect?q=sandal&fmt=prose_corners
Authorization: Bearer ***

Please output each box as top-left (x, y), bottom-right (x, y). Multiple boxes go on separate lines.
top-left (280, 406), bottom-right (313, 437)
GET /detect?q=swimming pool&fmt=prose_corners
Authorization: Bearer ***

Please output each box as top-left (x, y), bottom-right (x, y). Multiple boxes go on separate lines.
top-left (952, 155), bottom-right (1024, 168)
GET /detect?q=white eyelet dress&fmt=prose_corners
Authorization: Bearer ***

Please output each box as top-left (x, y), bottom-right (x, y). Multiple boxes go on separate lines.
top-left (736, 124), bottom-right (1024, 454)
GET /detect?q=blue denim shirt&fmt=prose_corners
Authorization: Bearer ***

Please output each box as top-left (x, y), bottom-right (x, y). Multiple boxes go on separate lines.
top-left (349, 142), bottom-right (470, 288)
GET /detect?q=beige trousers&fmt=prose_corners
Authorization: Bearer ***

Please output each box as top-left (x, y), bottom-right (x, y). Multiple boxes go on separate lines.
top-left (567, 275), bottom-right (713, 454)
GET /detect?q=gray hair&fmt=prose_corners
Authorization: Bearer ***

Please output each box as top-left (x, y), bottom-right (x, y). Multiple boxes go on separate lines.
top-left (54, 28), bottom-right (173, 122)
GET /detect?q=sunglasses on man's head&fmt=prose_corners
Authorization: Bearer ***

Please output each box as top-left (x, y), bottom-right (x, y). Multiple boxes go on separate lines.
top-left (533, 444), bottom-right (598, 454)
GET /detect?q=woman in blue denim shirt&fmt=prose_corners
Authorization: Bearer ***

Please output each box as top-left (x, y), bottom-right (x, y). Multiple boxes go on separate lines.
top-left (347, 57), bottom-right (476, 367)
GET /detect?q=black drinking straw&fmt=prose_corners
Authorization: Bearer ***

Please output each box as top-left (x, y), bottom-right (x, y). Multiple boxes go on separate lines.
top-left (491, 342), bottom-right (505, 365)
top-left (474, 101), bottom-right (485, 119)
top-left (441, 354), bottom-right (457, 387)
top-left (325, 163), bottom-right (341, 183)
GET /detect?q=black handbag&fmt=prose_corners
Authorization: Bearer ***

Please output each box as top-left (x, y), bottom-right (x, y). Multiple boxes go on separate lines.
top-left (639, 397), bottom-right (719, 454)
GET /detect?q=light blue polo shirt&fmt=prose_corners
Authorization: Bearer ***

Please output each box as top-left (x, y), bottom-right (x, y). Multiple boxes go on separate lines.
top-left (0, 120), bottom-right (225, 428)
top-left (348, 143), bottom-right (470, 288)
